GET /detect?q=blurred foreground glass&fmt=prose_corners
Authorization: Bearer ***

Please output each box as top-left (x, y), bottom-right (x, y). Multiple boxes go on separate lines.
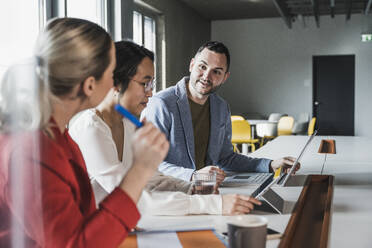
top-left (192, 171), bottom-right (217, 195)
top-left (0, 60), bottom-right (44, 247)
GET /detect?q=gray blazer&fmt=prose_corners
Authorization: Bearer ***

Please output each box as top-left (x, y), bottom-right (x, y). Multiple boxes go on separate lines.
top-left (142, 77), bottom-right (271, 181)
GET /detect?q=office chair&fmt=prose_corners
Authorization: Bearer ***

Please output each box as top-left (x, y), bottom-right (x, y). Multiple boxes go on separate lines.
top-left (256, 122), bottom-right (277, 147)
top-left (308, 117), bottom-right (316, 136)
top-left (277, 116), bottom-right (295, 136)
top-left (231, 120), bottom-right (260, 153)
top-left (292, 113), bottom-right (310, 135)
top-left (231, 116), bottom-right (246, 151)
top-left (231, 115), bottom-right (245, 121)
top-left (230, 116), bottom-right (244, 152)
top-left (268, 113), bottom-right (287, 122)
top-left (256, 113), bottom-right (286, 146)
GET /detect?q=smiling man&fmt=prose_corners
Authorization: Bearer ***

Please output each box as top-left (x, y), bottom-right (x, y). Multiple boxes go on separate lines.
top-left (143, 41), bottom-right (296, 182)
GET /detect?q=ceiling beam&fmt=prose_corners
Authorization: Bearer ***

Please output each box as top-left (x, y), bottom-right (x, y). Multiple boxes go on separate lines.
top-left (330, 0), bottom-right (335, 18)
top-left (311, 0), bottom-right (320, 27)
top-left (272, 0), bottom-right (292, 29)
top-left (346, 0), bottom-right (352, 20)
top-left (365, 0), bottom-right (372, 15)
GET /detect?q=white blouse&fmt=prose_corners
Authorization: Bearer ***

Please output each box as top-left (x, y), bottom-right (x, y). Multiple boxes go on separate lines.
top-left (69, 109), bottom-right (222, 215)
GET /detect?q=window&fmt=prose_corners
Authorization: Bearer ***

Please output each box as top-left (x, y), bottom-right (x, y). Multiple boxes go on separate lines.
top-left (133, 11), bottom-right (143, 45)
top-left (66, 0), bottom-right (107, 30)
top-left (0, 0), bottom-right (41, 81)
top-left (133, 11), bottom-right (156, 52)
top-left (144, 16), bottom-right (156, 52)
top-left (133, 7), bottom-right (162, 91)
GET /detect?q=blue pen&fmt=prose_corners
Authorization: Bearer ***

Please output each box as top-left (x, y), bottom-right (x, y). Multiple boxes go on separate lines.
top-left (114, 104), bottom-right (143, 128)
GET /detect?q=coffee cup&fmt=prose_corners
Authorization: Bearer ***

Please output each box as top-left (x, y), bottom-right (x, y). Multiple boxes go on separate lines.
top-left (227, 215), bottom-right (268, 248)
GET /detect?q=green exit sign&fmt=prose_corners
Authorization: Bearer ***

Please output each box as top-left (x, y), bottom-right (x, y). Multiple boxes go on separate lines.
top-left (361, 34), bottom-right (372, 42)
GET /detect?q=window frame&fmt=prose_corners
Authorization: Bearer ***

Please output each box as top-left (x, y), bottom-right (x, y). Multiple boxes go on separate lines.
top-left (133, 3), bottom-right (165, 92)
top-left (45, 0), bottom-right (166, 91)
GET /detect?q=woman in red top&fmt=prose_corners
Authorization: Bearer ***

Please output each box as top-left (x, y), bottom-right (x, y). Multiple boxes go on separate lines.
top-left (0, 18), bottom-right (169, 247)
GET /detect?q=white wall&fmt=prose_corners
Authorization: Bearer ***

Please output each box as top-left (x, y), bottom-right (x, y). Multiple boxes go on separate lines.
top-left (142, 0), bottom-right (211, 86)
top-left (212, 14), bottom-right (372, 137)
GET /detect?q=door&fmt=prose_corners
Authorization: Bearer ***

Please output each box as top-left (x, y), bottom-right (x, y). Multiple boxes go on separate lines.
top-left (313, 55), bottom-right (355, 135)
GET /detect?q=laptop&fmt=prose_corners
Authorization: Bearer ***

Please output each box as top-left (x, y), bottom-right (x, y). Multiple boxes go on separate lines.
top-left (221, 172), bottom-right (273, 187)
top-left (276, 130), bottom-right (317, 186)
top-left (250, 174), bottom-right (279, 199)
top-left (221, 130), bottom-right (317, 187)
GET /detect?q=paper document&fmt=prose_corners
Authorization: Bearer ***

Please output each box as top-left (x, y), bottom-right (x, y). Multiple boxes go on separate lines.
top-left (137, 231), bottom-right (182, 248)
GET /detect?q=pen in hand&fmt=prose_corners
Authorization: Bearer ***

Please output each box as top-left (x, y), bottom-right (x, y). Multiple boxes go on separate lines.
top-left (114, 104), bottom-right (143, 128)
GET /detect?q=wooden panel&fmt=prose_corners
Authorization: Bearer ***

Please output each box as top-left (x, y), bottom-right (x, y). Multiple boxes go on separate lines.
top-left (318, 139), bottom-right (336, 154)
top-left (279, 175), bottom-right (334, 248)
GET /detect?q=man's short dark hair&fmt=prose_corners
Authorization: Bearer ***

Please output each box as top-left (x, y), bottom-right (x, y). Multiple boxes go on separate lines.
top-left (196, 41), bottom-right (230, 72)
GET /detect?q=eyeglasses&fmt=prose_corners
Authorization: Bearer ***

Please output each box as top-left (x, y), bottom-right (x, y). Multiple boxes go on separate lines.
top-left (131, 78), bottom-right (155, 92)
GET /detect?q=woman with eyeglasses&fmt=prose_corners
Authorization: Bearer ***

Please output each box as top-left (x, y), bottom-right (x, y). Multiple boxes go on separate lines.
top-left (0, 19), bottom-right (168, 247)
top-left (69, 40), bottom-right (261, 216)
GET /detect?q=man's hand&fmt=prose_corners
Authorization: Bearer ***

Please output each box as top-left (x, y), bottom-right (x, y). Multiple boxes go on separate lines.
top-left (222, 194), bottom-right (262, 215)
top-left (193, 165), bottom-right (226, 184)
top-left (270, 156), bottom-right (300, 174)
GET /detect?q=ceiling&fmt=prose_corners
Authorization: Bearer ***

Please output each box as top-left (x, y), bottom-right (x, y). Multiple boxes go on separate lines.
top-left (179, 0), bottom-right (371, 28)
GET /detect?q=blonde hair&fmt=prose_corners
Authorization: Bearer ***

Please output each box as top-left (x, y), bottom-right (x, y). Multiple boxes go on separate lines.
top-left (0, 18), bottom-right (112, 133)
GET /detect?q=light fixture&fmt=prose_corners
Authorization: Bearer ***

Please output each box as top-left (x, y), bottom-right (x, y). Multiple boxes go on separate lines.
top-left (361, 15), bottom-right (372, 42)
top-left (361, 33), bottom-right (372, 42)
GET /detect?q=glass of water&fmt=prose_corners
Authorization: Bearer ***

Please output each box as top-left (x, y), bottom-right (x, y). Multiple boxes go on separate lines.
top-left (192, 171), bottom-right (217, 195)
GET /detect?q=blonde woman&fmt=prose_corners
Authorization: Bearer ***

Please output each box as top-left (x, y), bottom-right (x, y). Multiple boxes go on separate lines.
top-left (69, 41), bottom-right (261, 216)
top-left (0, 18), bottom-right (168, 247)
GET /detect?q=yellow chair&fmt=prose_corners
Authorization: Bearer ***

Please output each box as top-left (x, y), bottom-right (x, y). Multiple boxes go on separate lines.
top-left (231, 120), bottom-right (260, 153)
top-left (231, 115), bottom-right (245, 121)
top-left (277, 116), bottom-right (294, 136)
top-left (231, 116), bottom-right (246, 152)
top-left (308, 117), bottom-right (316, 136)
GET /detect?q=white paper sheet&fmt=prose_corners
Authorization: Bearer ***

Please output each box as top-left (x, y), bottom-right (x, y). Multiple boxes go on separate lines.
top-left (137, 231), bottom-right (183, 248)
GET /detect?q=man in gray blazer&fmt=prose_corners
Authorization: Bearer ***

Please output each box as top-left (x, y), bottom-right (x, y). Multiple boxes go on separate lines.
top-left (143, 41), bottom-right (296, 182)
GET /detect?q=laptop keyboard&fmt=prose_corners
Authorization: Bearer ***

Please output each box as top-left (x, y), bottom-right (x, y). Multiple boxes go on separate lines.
top-left (221, 172), bottom-right (273, 186)
top-left (252, 173), bottom-right (268, 183)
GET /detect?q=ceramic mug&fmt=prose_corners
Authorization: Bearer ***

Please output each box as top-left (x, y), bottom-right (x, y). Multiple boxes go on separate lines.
top-left (227, 215), bottom-right (268, 248)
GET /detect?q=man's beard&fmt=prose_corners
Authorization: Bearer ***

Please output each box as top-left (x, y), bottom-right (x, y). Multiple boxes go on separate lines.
top-left (193, 79), bottom-right (223, 96)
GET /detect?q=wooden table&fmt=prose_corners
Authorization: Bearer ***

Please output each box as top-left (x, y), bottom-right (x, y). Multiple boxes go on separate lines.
top-left (123, 136), bottom-right (372, 247)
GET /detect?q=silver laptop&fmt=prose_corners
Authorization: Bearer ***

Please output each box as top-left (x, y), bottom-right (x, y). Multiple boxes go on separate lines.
top-left (276, 130), bottom-right (317, 186)
top-left (221, 130), bottom-right (317, 187)
top-left (221, 172), bottom-right (273, 187)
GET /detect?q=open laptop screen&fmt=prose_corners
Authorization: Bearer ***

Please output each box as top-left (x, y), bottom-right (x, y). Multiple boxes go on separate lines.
top-left (251, 174), bottom-right (275, 198)
top-left (278, 130), bottom-right (317, 186)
